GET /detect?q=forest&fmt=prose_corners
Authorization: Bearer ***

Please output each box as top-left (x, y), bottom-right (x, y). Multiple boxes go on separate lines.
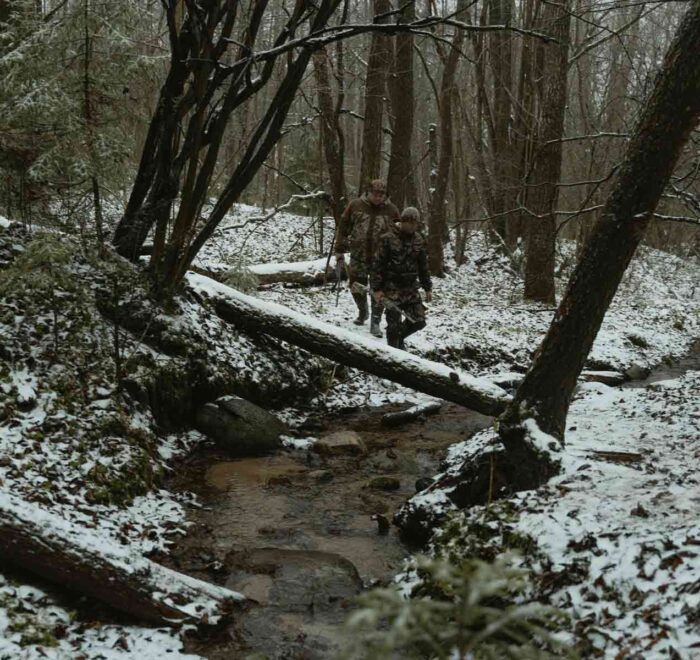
top-left (1, 0), bottom-right (700, 658)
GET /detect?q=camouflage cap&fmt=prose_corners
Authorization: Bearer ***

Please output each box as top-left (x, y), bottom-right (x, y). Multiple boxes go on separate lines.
top-left (369, 179), bottom-right (387, 193)
top-left (401, 206), bottom-right (420, 221)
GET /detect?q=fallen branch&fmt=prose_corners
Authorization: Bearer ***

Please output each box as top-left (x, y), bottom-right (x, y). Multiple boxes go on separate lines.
top-left (382, 401), bottom-right (443, 427)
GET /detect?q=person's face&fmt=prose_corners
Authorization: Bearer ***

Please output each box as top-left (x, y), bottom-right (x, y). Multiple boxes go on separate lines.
top-left (399, 219), bottom-right (419, 234)
top-left (368, 188), bottom-right (386, 205)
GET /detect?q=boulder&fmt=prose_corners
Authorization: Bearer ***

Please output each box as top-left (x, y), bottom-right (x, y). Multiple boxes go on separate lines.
top-left (311, 430), bottom-right (366, 456)
top-left (196, 395), bottom-right (287, 456)
top-left (624, 364), bottom-right (651, 381)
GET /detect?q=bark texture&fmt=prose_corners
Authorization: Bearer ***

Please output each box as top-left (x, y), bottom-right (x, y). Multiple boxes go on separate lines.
top-left (504, 0), bottom-right (700, 442)
top-left (386, 0), bottom-right (417, 208)
top-left (189, 274), bottom-right (510, 416)
top-left (523, 0), bottom-right (571, 303)
top-left (312, 49), bottom-right (347, 222)
top-left (358, 0), bottom-right (391, 191)
top-left (0, 492), bottom-right (244, 625)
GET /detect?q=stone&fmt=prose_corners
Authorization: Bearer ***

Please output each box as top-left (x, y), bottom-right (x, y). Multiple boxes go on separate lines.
top-left (415, 477), bottom-right (433, 492)
top-left (307, 469), bottom-right (334, 483)
top-left (311, 430), bottom-right (366, 456)
top-left (367, 476), bottom-right (400, 491)
top-left (195, 395), bottom-right (287, 456)
top-left (624, 364), bottom-right (651, 381)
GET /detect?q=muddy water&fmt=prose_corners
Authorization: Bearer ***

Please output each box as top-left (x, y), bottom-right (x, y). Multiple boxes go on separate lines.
top-left (624, 338), bottom-right (700, 388)
top-left (169, 402), bottom-right (492, 659)
top-left (170, 342), bottom-right (700, 658)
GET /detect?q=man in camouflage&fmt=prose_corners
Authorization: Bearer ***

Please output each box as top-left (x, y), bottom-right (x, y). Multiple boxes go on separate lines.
top-left (335, 179), bottom-right (400, 336)
top-left (370, 207), bottom-right (433, 350)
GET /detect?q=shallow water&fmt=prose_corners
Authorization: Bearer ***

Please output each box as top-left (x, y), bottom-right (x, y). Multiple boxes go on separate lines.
top-left (170, 342), bottom-right (700, 658)
top-left (169, 402), bottom-right (491, 658)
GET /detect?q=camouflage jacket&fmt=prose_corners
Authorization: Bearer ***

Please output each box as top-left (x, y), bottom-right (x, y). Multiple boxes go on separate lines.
top-left (336, 194), bottom-right (400, 258)
top-left (370, 229), bottom-right (432, 293)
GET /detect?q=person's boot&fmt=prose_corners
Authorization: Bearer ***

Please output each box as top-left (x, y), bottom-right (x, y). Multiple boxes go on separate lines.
top-left (369, 299), bottom-right (383, 337)
top-left (352, 292), bottom-right (368, 325)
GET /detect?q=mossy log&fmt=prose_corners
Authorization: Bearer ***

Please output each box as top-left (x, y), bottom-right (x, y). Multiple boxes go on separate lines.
top-left (187, 273), bottom-right (510, 416)
top-left (0, 492), bottom-right (244, 626)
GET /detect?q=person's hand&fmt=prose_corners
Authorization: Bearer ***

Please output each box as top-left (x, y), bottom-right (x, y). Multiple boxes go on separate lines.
top-left (424, 290), bottom-right (433, 303)
top-left (373, 290), bottom-right (384, 303)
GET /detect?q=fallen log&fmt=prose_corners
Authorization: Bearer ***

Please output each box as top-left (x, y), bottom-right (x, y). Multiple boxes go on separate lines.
top-left (187, 273), bottom-right (510, 416)
top-left (381, 401), bottom-right (443, 427)
top-left (0, 492), bottom-right (245, 626)
top-left (249, 256), bottom-right (340, 286)
top-left (192, 256), bottom-right (347, 288)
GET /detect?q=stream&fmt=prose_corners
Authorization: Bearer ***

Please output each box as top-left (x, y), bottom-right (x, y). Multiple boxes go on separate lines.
top-left (169, 341), bottom-right (700, 659)
top-left (169, 402), bottom-right (491, 659)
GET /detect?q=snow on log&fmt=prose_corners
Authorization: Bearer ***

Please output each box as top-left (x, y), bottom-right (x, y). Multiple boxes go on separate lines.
top-left (0, 492), bottom-right (245, 626)
top-left (187, 273), bottom-right (511, 416)
top-left (381, 401), bottom-right (443, 427)
top-left (249, 256), bottom-right (339, 286)
top-left (193, 256), bottom-right (345, 287)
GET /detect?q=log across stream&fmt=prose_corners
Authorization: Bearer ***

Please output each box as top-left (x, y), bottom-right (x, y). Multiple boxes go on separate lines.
top-left (167, 342), bottom-right (700, 659)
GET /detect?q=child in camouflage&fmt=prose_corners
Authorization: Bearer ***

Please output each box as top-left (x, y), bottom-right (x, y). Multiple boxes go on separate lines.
top-left (370, 207), bottom-right (433, 350)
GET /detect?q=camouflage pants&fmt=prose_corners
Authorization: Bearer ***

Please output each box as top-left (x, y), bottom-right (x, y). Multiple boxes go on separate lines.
top-left (384, 289), bottom-right (427, 348)
top-left (349, 250), bottom-right (384, 319)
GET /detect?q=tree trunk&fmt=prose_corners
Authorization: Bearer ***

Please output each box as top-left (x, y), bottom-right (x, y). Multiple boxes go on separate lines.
top-left (312, 48), bottom-right (347, 222)
top-left (358, 0), bottom-right (391, 192)
top-left (188, 273), bottom-right (509, 416)
top-left (387, 0), bottom-right (417, 208)
top-left (522, 0), bottom-right (571, 303)
top-left (427, 18), bottom-right (465, 276)
top-left (398, 0), bottom-right (700, 528)
top-left (0, 492), bottom-right (244, 626)
top-left (502, 0), bottom-right (700, 460)
top-left (488, 0), bottom-right (516, 246)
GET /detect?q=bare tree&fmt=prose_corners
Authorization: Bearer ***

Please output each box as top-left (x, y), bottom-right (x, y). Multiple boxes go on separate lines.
top-left (500, 0), bottom-right (700, 488)
top-left (387, 0), bottom-right (418, 209)
top-left (427, 15), bottom-right (465, 276)
top-left (522, 0), bottom-right (571, 303)
top-left (312, 46), bottom-right (347, 222)
top-left (358, 0), bottom-right (391, 192)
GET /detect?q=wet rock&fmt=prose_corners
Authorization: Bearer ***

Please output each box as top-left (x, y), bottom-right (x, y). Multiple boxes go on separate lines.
top-left (372, 513), bottom-right (390, 535)
top-left (358, 491), bottom-right (390, 514)
top-left (625, 364), bottom-right (651, 381)
top-left (415, 477), bottom-right (433, 492)
top-left (195, 396), bottom-right (287, 456)
top-left (312, 430), bottom-right (366, 456)
top-left (308, 469), bottom-right (334, 483)
top-left (368, 476), bottom-right (400, 491)
top-left (225, 547), bottom-right (362, 614)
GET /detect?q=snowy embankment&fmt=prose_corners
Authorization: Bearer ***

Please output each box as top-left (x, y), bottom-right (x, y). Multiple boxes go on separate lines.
top-left (197, 205), bottom-right (700, 656)
top-left (1, 203), bottom-right (699, 658)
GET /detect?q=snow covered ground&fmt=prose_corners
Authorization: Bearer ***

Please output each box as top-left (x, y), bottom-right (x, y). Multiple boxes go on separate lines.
top-left (1, 204), bottom-right (699, 658)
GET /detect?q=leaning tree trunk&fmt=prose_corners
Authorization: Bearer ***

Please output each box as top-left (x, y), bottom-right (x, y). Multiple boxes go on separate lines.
top-left (0, 492), bottom-right (244, 625)
top-left (358, 0), bottom-right (391, 192)
top-left (522, 0), bottom-right (571, 304)
top-left (187, 272), bottom-right (510, 415)
top-left (499, 0), bottom-right (700, 480)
